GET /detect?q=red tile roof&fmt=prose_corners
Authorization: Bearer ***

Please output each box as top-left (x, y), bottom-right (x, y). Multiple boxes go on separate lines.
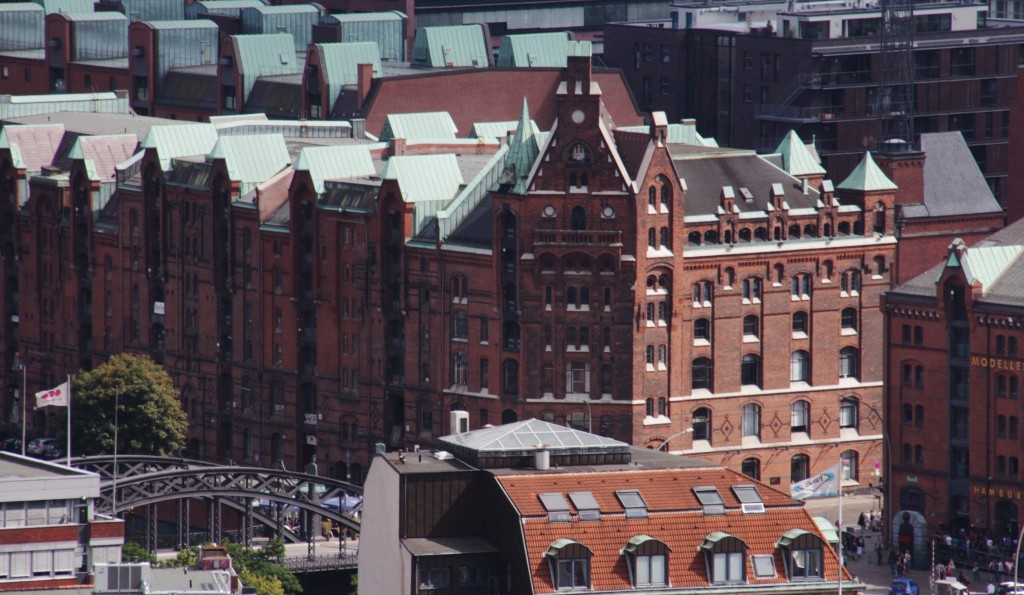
top-left (361, 68), bottom-right (643, 139)
top-left (497, 469), bottom-right (851, 594)
top-left (77, 135), bottom-right (139, 182)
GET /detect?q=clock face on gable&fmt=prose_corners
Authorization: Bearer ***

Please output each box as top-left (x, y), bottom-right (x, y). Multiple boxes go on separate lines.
top-left (571, 109), bottom-right (585, 124)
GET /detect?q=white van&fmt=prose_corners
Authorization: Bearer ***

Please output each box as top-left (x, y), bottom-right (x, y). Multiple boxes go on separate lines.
top-left (934, 579), bottom-right (970, 595)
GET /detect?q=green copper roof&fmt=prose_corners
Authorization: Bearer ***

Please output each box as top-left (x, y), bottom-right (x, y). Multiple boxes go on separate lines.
top-left (140, 123), bottom-right (219, 170)
top-left (469, 119), bottom-right (540, 141)
top-left (208, 133), bottom-right (290, 195)
top-left (410, 24), bottom-right (489, 68)
top-left (232, 33), bottom-right (300, 103)
top-left (316, 42), bottom-right (382, 113)
top-left (496, 31), bottom-right (572, 67)
top-left (774, 130), bottom-right (826, 176)
top-left (496, 98), bottom-right (539, 195)
top-left (837, 151), bottom-right (897, 192)
top-left (293, 143), bottom-right (382, 193)
top-left (381, 153), bottom-right (462, 203)
top-left (947, 242), bottom-right (1024, 290)
top-left (380, 111), bottom-right (457, 141)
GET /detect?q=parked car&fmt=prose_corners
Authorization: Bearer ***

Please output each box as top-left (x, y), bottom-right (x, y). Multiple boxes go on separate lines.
top-left (26, 438), bottom-right (56, 456)
top-left (889, 578), bottom-right (920, 595)
top-left (0, 437), bottom-right (21, 452)
top-left (997, 583), bottom-right (1024, 595)
top-left (933, 579), bottom-right (969, 595)
top-left (42, 443), bottom-right (64, 460)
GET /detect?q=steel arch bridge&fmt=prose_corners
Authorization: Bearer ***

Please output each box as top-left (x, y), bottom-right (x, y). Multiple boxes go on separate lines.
top-left (71, 456), bottom-right (362, 553)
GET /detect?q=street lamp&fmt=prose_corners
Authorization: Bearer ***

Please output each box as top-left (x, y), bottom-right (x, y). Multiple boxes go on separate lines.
top-left (657, 427), bottom-right (694, 452)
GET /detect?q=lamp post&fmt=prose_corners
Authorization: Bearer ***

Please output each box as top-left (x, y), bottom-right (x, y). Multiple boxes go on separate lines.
top-left (657, 427), bottom-right (694, 452)
top-left (18, 358), bottom-right (25, 457)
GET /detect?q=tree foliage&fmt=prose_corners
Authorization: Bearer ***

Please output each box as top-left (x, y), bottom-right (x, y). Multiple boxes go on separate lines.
top-left (224, 540), bottom-right (302, 595)
top-left (121, 541), bottom-right (157, 564)
top-left (53, 353), bottom-right (187, 456)
top-left (159, 546), bottom-right (199, 569)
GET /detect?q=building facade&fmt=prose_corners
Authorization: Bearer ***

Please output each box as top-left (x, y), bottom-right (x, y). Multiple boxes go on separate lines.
top-left (884, 219), bottom-right (1024, 542)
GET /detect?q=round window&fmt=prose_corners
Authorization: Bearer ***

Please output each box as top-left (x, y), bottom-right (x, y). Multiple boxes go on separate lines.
top-left (602, 206), bottom-right (615, 219)
top-left (542, 205), bottom-right (556, 218)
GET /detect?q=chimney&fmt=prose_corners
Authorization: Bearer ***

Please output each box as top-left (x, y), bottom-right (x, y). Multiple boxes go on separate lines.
top-left (876, 151), bottom-right (925, 206)
top-left (350, 118), bottom-right (366, 139)
top-left (566, 54), bottom-right (592, 95)
top-left (391, 138), bottom-right (406, 158)
top-left (535, 446), bottom-right (550, 470)
top-left (356, 62), bottom-right (374, 109)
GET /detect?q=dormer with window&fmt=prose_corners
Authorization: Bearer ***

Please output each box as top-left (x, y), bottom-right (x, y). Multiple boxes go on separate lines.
top-left (778, 529), bottom-right (826, 580)
top-left (622, 536), bottom-right (670, 588)
top-left (700, 532), bottom-right (747, 585)
top-left (545, 539), bottom-right (592, 591)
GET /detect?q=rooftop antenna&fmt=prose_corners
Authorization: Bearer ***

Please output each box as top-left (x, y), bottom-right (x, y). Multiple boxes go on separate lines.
top-left (877, 0), bottom-right (916, 153)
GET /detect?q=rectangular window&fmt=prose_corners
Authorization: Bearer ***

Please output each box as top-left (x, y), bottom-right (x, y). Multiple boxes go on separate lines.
top-left (790, 549), bottom-right (822, 578)
top-left (452, 311), bottom-right (468, 340)
top-left (565, 362), bottom-right (590, 394)
top-left (419, 567), bottom-right (451, 590)
top-left (479, 317), bottom-right (489, 343)
top-left (557, 558), bottom-right (589, 589)
top-left (636, 554), bottom-right (667, 586)
top-left (714, 552), bottom-right (744, 583)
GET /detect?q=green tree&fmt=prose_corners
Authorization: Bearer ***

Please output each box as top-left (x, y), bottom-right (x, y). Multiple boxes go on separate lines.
top-left (121, 541), bottom-right (157, 564)
top-left (224, 540), bottom-right (302, 595)
top-left (53, 353), bottom-right (187, 456)
top-left (160, 546), bottom-right (199, 569)
top-left (239, 568), bottom-right (286, 595)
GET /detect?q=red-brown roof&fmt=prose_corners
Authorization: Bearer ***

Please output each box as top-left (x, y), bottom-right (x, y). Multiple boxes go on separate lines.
top-left (360, 68), bottom-right (643, 138)
top-left (497, 468), bottom-right (849, 594)
top-left (613, 129), bottom-right (652, 181)
top-left (3, 124), bottom-right (66, 172)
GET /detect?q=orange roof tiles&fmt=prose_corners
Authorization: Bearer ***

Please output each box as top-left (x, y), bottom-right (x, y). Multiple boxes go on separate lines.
top-left (497, 469), bottom-right (851, 594)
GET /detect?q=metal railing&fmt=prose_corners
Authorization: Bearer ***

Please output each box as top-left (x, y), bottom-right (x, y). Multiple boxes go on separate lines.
top-left (533, 229), bottom-right (622, 246)
top-left (280, 553), bottom-right (358, 573)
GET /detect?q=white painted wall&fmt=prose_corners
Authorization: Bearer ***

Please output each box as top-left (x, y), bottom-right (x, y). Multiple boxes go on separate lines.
top-left (357, 457), bottom-right (403, 594)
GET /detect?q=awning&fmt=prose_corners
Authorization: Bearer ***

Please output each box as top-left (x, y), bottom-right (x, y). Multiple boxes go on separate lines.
top-left (544, 538), bottom-right (593, 558)
top-left (699, 531), bottom-right (747, 552)
top-left (777, 528), bottom-right (812, 548)
top-left (620, 535), bottom-right (672, 555)
top-left (402, 536), bottom-right (500, 557)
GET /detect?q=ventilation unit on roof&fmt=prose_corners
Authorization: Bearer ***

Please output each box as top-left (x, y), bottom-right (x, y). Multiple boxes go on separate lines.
top-left (433, 450), bottom-right (453, 460)
top-left (450, 410), bottom-right (469, 434)
top-left (739, 188), bottom-right (754, 203)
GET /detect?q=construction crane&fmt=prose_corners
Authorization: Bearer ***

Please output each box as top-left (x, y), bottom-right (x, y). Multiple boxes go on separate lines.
top-left (877, 0), bottom-right (917, 153)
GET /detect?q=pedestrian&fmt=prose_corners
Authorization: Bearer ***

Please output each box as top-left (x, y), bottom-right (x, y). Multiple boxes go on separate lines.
top-left (877, 541), bottom-right (885, 565)
top-left (858, 512), bottom-right (866, 532)
top-left (856, 536), bottom-right (864, 560)
top-left (889, 549), bottom-right (899, 577)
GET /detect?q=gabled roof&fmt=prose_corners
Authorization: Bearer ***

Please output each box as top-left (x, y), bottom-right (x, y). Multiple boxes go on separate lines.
top-left (496, 32), bottom-right (573, 68)
top-left (208, 133), bottom-right (290, 195)
top-left (618, 120), bottom-right (718, 147)
top-left (837, 151), bottom-right (897, 192)
top-left (140, 123), bottom-right (219, 170)
top-left (315, 42), bottom-right (382, 113)
top-left (0, 124), bottom-right (65, 172)
top-left (410, 24), bottom-right (489, 68)
top-left (35, 0), bottom-right (95, 14)
top-left (380, 111), bottom-right (457, 141)
top-left (328, 10), bottom-right (405, 22)
top-left (612, 129), bottom-right (652, 182)
top-left (231, 33), bottom-right (300, 102)
top-left (293, 144), bottom-right (381, 193)
top-left (900, 131), bottom-right (1003, 219)
top-left (773, 130), bottom-right (826, 177)
top-left (68, 134), bottom-right (138, 182)
top-left (380, 153), bottom-right (462, 204)
top-left (470, 119), bottom-right (539, 142)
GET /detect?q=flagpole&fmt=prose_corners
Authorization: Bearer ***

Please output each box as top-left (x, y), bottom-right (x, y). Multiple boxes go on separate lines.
top-left (65, 374), bottom-right (71, 466)
top-left (838, 454), bottom-right (843, 595)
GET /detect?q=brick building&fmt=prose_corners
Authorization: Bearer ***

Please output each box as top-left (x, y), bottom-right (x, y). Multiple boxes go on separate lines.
top-left (0, 55), bottom-right (907, 490)
top-left (883, 217), bottom-right (1024, 541)
top-left (603, 1), bottom-right (1023, 202)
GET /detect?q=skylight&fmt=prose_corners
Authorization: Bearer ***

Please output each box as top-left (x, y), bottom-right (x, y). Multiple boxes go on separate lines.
top-left (569, 491), bottom-right (601, 521)
top-left (616, 490), bottom-right (648, 519)
top-left (539, 492), bottom-right (571, 522)
top-left (733, 485), bottom-right (766, 514)
top-left (693, 486), bottom-right (725, 515)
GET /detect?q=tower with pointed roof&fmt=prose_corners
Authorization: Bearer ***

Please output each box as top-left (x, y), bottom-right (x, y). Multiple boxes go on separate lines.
top-left (837, 151), bottom-right (899, 236)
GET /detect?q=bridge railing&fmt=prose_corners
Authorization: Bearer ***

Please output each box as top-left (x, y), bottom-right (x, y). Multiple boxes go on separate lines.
top-left (279, 553), bottom-right (358, 573)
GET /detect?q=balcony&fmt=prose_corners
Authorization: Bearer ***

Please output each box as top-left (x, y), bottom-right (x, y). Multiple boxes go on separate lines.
top-left (533, 229), bottom-right (622, 247)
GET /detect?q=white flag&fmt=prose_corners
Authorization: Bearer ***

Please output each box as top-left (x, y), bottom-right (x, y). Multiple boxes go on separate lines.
top-left (35, 381), bottom-right (69, 409)
top-left (790, 463), bottom-right (841, 501)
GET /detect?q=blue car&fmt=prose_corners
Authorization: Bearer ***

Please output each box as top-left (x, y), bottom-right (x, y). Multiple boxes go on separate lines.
top-left (889, 578), bottom-right (919, 595)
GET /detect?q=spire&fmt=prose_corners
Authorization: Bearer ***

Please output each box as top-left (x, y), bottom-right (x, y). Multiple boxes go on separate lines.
top-left (497, 97), bottom-right (539, 195)
top-left (837, 152), bottom-right (898, 192)
top-left (774, 130), bottom-right (825, 177)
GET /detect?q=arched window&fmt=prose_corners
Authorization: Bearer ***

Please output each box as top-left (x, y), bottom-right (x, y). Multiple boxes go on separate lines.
top-left (648, 187), bottom-right (657, 211)
top-left (742, 277), bottom-right (762, 301)
top-left (804, 224), bottom-right (817, 238)
top-left (624, 536), bottom-right (669, 588)
top-left (739, 228), bottom-right (752, 242)
top-left (704, 230), bottom-right (718, 244)
top-left (791, 400), bottom-right (809, 433)
top-left (648, 228), bottom-right (656, 248)
top-left (743, 315), bottom-right (759, 339)
top-left (688, 231), bottom-right (702, 245)
top-left (792, 311), bottom-right (808, 335)
top-left (841, 308), bottom-right (857, 332)
top-left (571, 206), bottom-right (586, 231)
top-left (501, 409), bottom-right (518, 424)
top-left (645, 398), bottom-right (654, 417)
top-left (657, 397), bottom-right (667, 416)
top-left (545, 539), bottom-right (592, 590)
top-left (839, 347), bottom-right (859, 379)
top-left (840, 397), bottom-right (859, 430)
top-left (790, 454), bottom-right (810, 482)
top-left (694, 318), bottom-right (711, 342)
top-left (692, 407), bottom-right (711, 441)
top-left (659, 227), bottom-right (670, 249)
top-left (692, 358), bottom-right (713, 390)
top-left (790, 351), bottom-right (809, 383)
top-left (841, 450), bottom-right (859, 480)
top-left (789, 224), bottom-right (801, 239)
top-left (741, 354), bottom-right (761, 387)
top-left (791, 274), bottom-right (811, 299)
top-left (742, 403), bottom-right (760, 438)
top-left (741, 458), bottom-right (761, 480)
top-left (701, 532), bottom-right (746, 584)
